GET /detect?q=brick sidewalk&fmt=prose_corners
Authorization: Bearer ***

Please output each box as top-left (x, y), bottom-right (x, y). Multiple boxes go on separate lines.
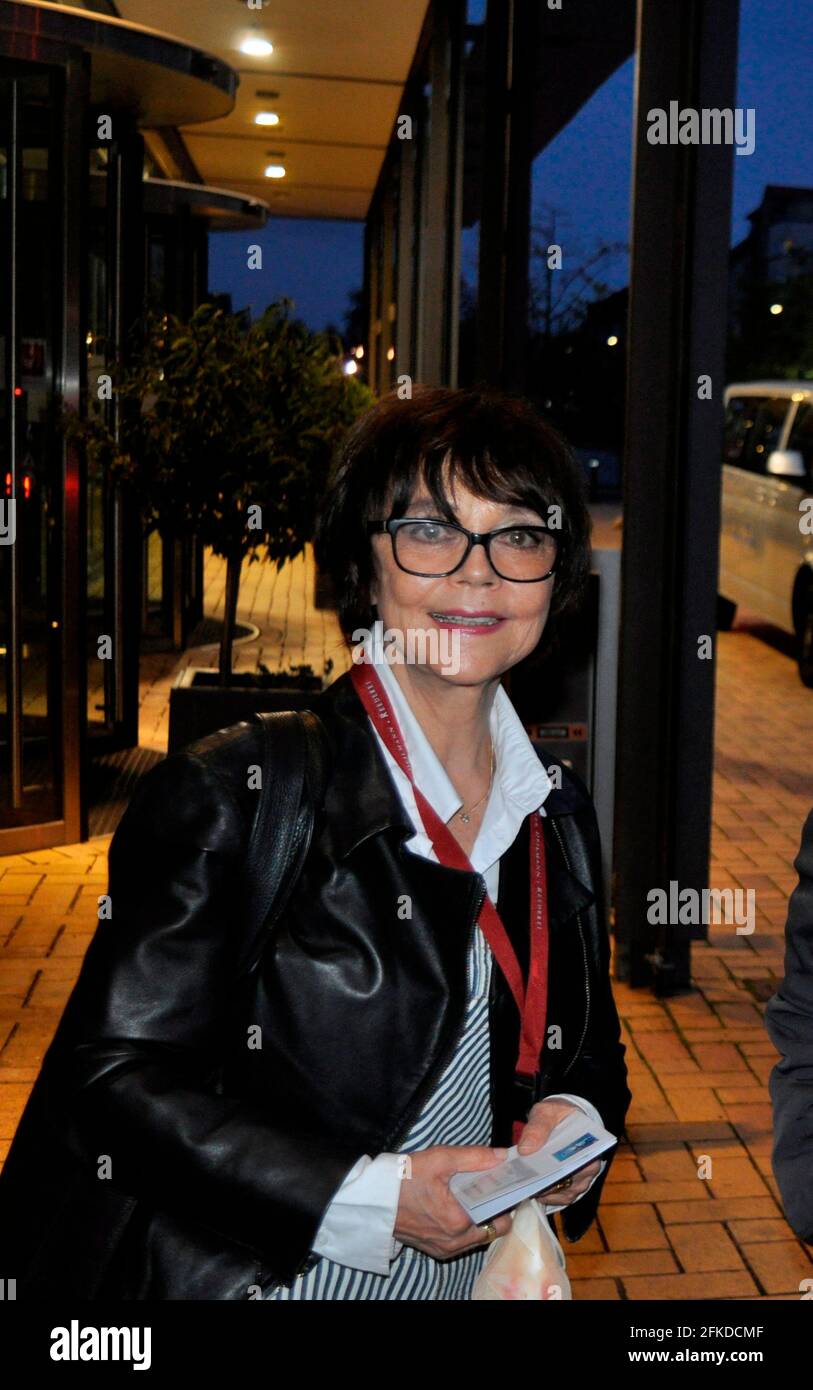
top-left (2, 551), bottom-right (813, 1300)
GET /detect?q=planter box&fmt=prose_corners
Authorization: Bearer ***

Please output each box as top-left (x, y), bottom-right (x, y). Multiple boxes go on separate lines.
top-left (168, 667), bottom-right (324, 755)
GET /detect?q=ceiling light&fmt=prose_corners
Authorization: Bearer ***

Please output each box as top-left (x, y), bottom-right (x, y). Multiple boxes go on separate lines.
top-left (241, 37), bottom-right (274, 57)
top-left (264, 164), bottom-right (286, 179)
top-left (255, 112), bottom-right (279, 126)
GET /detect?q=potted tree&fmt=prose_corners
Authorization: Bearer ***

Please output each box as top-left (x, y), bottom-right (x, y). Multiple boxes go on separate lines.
top-left (63, 299), bottom-right (373, 751)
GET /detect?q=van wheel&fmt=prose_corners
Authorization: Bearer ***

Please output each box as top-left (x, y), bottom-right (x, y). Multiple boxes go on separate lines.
top-left (717, 596), bottom-right (737, 631)
top-left (798, 600), bottom-right (813, 688)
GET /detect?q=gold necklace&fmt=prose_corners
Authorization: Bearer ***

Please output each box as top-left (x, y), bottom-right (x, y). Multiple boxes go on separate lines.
top-left (457, 741), bottom-right (496, 824)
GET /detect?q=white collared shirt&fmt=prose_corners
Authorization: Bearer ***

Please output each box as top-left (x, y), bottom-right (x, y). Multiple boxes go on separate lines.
top-left (310, 651), bottom-right (607, 1275)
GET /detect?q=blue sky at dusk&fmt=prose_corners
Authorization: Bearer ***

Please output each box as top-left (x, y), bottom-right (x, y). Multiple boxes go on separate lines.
top-left (209, 0), bottom-right (813, 334)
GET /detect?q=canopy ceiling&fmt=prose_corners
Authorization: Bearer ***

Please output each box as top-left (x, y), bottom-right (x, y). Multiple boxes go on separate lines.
top-left (115, 0), bottom-right (430, 221)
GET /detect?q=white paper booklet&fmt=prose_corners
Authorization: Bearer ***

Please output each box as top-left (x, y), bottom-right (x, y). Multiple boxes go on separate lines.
top-left (449, 1110), bottom-right (617, 1224)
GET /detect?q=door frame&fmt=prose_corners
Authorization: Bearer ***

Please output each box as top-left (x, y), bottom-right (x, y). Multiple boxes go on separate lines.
top-left (0, 47), bottom-right (88, 853)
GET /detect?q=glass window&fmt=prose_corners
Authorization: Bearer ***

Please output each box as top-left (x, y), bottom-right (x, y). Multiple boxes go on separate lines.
top-left (786, 401), bottom-right (813, 480)
top-left (723, 395), bottom-right (789, 473)
top-left (388, 159), bottom-right (399, 388)
top-left (0, 69), bottom-right (63, 830)
top-left (723, 395), bottom-right (755, 465)
top-left (86, 142), bottom-right (113, 734)
top-left (147, 234), bottom-right (167, 310)
top-left (410, 75), bottom-right (432, 376)
top-left (456, 0), bottom-right (486, 386)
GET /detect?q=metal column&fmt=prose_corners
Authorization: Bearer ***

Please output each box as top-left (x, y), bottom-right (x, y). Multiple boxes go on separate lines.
top-left (614, 0), bottom-right (740, 991)
top-left (61, 51), bottom-right (91, 841)
top-left (476, 0), bottom-right (537, 391)
top-left (107, 115), bottom-right (144, 746)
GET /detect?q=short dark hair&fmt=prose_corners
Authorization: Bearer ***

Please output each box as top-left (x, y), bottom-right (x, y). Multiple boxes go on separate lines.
top-left (314, 385), bottom-right (592, 648)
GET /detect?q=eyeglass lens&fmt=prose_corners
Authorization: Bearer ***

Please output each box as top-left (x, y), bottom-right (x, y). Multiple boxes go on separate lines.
top-left (393, 520), bottom-right (556, 579)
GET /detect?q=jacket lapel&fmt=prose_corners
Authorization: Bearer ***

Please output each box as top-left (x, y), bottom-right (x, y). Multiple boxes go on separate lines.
top-left (496, 811), bottom-right (596, 988)
top-left (495, 813), bottom-right (531, 983)
top-left (316, 670), bottom-right (416, 859)
top-left (317, 669), bottom-right (596, 948)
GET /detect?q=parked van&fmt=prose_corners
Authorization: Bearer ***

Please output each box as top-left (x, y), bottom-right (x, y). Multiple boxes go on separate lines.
top-left (718, 381), bottom-right (813, 686)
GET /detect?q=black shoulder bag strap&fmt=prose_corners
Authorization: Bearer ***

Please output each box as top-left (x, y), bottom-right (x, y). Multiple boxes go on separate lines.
top-left (235, 707), bottom-right (330, 981)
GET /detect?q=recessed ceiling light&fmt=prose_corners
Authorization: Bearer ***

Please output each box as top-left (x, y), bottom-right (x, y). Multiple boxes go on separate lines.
top-left (264, 164), bottom-right (286, 179)
top-left (241, 37), bottom-right (274, 57)
top-left (255, 112), bottom-right (279, 126)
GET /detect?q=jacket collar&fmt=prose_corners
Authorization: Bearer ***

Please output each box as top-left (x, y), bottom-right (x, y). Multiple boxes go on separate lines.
top-left (316, 668), bottom-right (592, 863)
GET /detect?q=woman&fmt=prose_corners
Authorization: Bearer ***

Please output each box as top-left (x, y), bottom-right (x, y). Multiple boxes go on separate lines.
top-left (0, 386), bottom-right (631, 1300)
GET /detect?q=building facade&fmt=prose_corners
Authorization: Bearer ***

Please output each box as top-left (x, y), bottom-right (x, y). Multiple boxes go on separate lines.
top-left (0, 0), bottom-right (268, 849)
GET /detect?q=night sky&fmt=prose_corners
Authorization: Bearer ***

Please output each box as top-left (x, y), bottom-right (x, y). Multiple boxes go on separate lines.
top-left (208, 0), bottom-right (813, 335)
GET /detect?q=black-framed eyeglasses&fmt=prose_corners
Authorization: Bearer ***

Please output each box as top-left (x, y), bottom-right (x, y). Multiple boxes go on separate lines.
top-left (367, 517), bottom-right (559, 582)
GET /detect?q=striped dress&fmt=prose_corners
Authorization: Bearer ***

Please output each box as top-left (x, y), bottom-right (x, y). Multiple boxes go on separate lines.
top-left (265, 922), bottom-right (495, 1301)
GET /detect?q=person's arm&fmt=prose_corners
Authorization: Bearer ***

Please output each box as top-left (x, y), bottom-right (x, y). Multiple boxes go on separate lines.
top-left (310, 1153), bottom-right (405, 1274)
top-left (318, 1100), bottom-right (609, 1266)
top-left (56, 750), bottom-right (364, 1286)
top-left (764, 807), bottom-right (813, 1243)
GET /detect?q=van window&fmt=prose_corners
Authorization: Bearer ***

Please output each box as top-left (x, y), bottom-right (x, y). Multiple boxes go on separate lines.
top-left (786, 402), bottom-right (813, 484)
top-left (723, 395), bottom-right (789, 473)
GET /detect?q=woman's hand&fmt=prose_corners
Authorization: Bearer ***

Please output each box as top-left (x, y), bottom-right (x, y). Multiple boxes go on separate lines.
top-left (516, 1098), bottom-right (602, 1206)
top-left (393, 1144), bottom-right (514, 1258)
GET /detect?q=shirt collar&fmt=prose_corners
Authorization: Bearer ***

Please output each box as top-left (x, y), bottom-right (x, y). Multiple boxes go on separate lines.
top-left (368, 648), bottom-right (553, 833)
top-left (314, 667), bottom-right (591, 863)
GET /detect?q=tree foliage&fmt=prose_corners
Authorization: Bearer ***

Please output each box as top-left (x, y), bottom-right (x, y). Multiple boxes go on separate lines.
top-left (62, 298), bottom-right (374, 679)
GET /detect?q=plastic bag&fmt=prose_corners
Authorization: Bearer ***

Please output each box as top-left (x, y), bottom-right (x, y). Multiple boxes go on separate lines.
top-left (470, 1197), bottom-right (572, 1300)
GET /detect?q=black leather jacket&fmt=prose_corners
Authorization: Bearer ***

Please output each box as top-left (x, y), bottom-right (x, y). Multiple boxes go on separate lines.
top-left (0, 669), bottom-right (631, 1300)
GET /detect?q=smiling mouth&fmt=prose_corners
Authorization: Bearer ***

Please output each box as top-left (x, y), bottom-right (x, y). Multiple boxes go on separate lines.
top-left (428, 612), bottom-right (503, 627)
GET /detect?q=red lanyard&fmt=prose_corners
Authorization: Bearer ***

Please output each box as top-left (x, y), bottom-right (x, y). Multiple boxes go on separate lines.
top-left (350, 664), bottom-right (550, 1142)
